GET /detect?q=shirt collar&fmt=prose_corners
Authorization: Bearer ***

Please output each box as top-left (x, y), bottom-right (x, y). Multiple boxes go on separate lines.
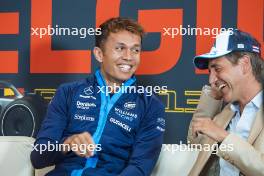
top-left (230, 90), bottom-right (263, 112)
top-left (251, 90), bottom-right (263, 109)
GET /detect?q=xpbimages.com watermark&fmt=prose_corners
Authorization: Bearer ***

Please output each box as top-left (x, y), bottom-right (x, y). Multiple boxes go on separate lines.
top-left (163, 25), bottom-right (234, 38)
top-left (31, 141), bottom-right (102, 155)
top-left (31, 24), bottom-right (102, 38)
top-left (163, 141), bottom-right (234, 155)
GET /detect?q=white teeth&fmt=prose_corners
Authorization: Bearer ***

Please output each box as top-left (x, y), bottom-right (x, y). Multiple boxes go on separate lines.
top-left (118, 65), bottom-right (131, 72)
top-left (218, 84), bottom-right (226, 90)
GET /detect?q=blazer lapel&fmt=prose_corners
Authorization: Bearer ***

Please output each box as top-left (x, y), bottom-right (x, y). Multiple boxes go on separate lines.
top-left (189, 106), bottom-right (235, 176)
top-left (247, 106), bottom-right (263, 144)
top-left (213, 104), bottom-right (235, 129)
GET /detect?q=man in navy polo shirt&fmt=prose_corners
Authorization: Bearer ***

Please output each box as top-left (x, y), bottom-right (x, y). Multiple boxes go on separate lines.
top-left (31, 17), bottom-right (165, 176)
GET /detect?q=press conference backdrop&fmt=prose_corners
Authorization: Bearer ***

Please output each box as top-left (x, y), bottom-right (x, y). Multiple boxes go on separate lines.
top-left (0, 0), bottom-right (263, 143)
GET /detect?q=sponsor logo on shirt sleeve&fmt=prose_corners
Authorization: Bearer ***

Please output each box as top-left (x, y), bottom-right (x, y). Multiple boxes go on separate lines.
top-left (156, 117), bottom-right (165, 132)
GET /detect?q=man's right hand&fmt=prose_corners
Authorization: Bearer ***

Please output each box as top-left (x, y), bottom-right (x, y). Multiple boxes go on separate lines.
top-left (210, 86), bottom-right (223, 100)
top-left (63, 132), bottom-right (95, 157)
top-left (203, 85), bottom-right (223, 100)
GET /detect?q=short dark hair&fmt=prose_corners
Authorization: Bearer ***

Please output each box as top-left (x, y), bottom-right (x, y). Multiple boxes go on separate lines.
top-left (95, 17), bottom-right (145, 49)
top-left (225, 51), bottom-right (264, 83)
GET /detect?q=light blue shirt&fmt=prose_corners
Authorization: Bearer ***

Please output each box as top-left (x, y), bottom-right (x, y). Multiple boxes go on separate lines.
top-left (219, 91), bottom-right (263, 176)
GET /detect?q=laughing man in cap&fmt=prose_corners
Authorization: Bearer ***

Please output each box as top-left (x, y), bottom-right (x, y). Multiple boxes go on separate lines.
top-left (188, 29), bottom-right (264, 176)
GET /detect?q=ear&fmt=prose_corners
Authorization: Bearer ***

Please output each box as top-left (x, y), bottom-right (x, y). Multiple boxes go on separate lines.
top-left (93, 47), bottom-right (103, 63)
top-left (238, 55), bottom-right (251, 74)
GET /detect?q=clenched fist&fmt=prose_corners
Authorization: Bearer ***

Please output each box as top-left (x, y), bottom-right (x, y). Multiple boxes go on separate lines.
top-left (63, 132), bottom-right (95, 157)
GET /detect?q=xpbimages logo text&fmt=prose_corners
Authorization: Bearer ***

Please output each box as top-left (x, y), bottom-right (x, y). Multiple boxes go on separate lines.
top-left (97, 84), bottom-right (168, 96)
top-left (31, 141), bottom-right (102, 155)
top-left (31, 24), bottom-right (102, 38)
top-left (163, 141), bottom-right (234, 155)
top-left (163, 25), bottom-right (234, 38)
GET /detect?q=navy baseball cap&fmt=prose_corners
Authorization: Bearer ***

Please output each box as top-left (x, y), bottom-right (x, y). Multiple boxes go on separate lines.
top-left (194, 29), bottom-right (261, 69)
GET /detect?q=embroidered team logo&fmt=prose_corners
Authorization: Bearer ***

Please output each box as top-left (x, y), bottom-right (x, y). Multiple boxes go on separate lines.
top-left (84, 86), bottom-right (93, 95)
top-left (80, 86), bottom-right (96, 100)
top-left (124, 102), bottom-right (136, 110)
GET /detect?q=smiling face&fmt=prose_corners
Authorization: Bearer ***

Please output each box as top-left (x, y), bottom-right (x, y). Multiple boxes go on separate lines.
top-left (93, 30), bottom-right (141, 86)
top-left (208, 56), bottom-right (245, 103)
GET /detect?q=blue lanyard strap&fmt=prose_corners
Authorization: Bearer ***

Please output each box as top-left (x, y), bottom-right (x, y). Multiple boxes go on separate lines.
top-left (71, 70), bottom-right (136, 175)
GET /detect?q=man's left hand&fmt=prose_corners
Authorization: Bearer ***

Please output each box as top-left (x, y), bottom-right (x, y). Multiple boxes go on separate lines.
top-left (192, 117), bottom-right (229, 142)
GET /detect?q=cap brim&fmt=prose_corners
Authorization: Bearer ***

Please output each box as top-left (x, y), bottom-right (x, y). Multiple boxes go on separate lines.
top-left (193, 50), bottom-right (232, 69)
